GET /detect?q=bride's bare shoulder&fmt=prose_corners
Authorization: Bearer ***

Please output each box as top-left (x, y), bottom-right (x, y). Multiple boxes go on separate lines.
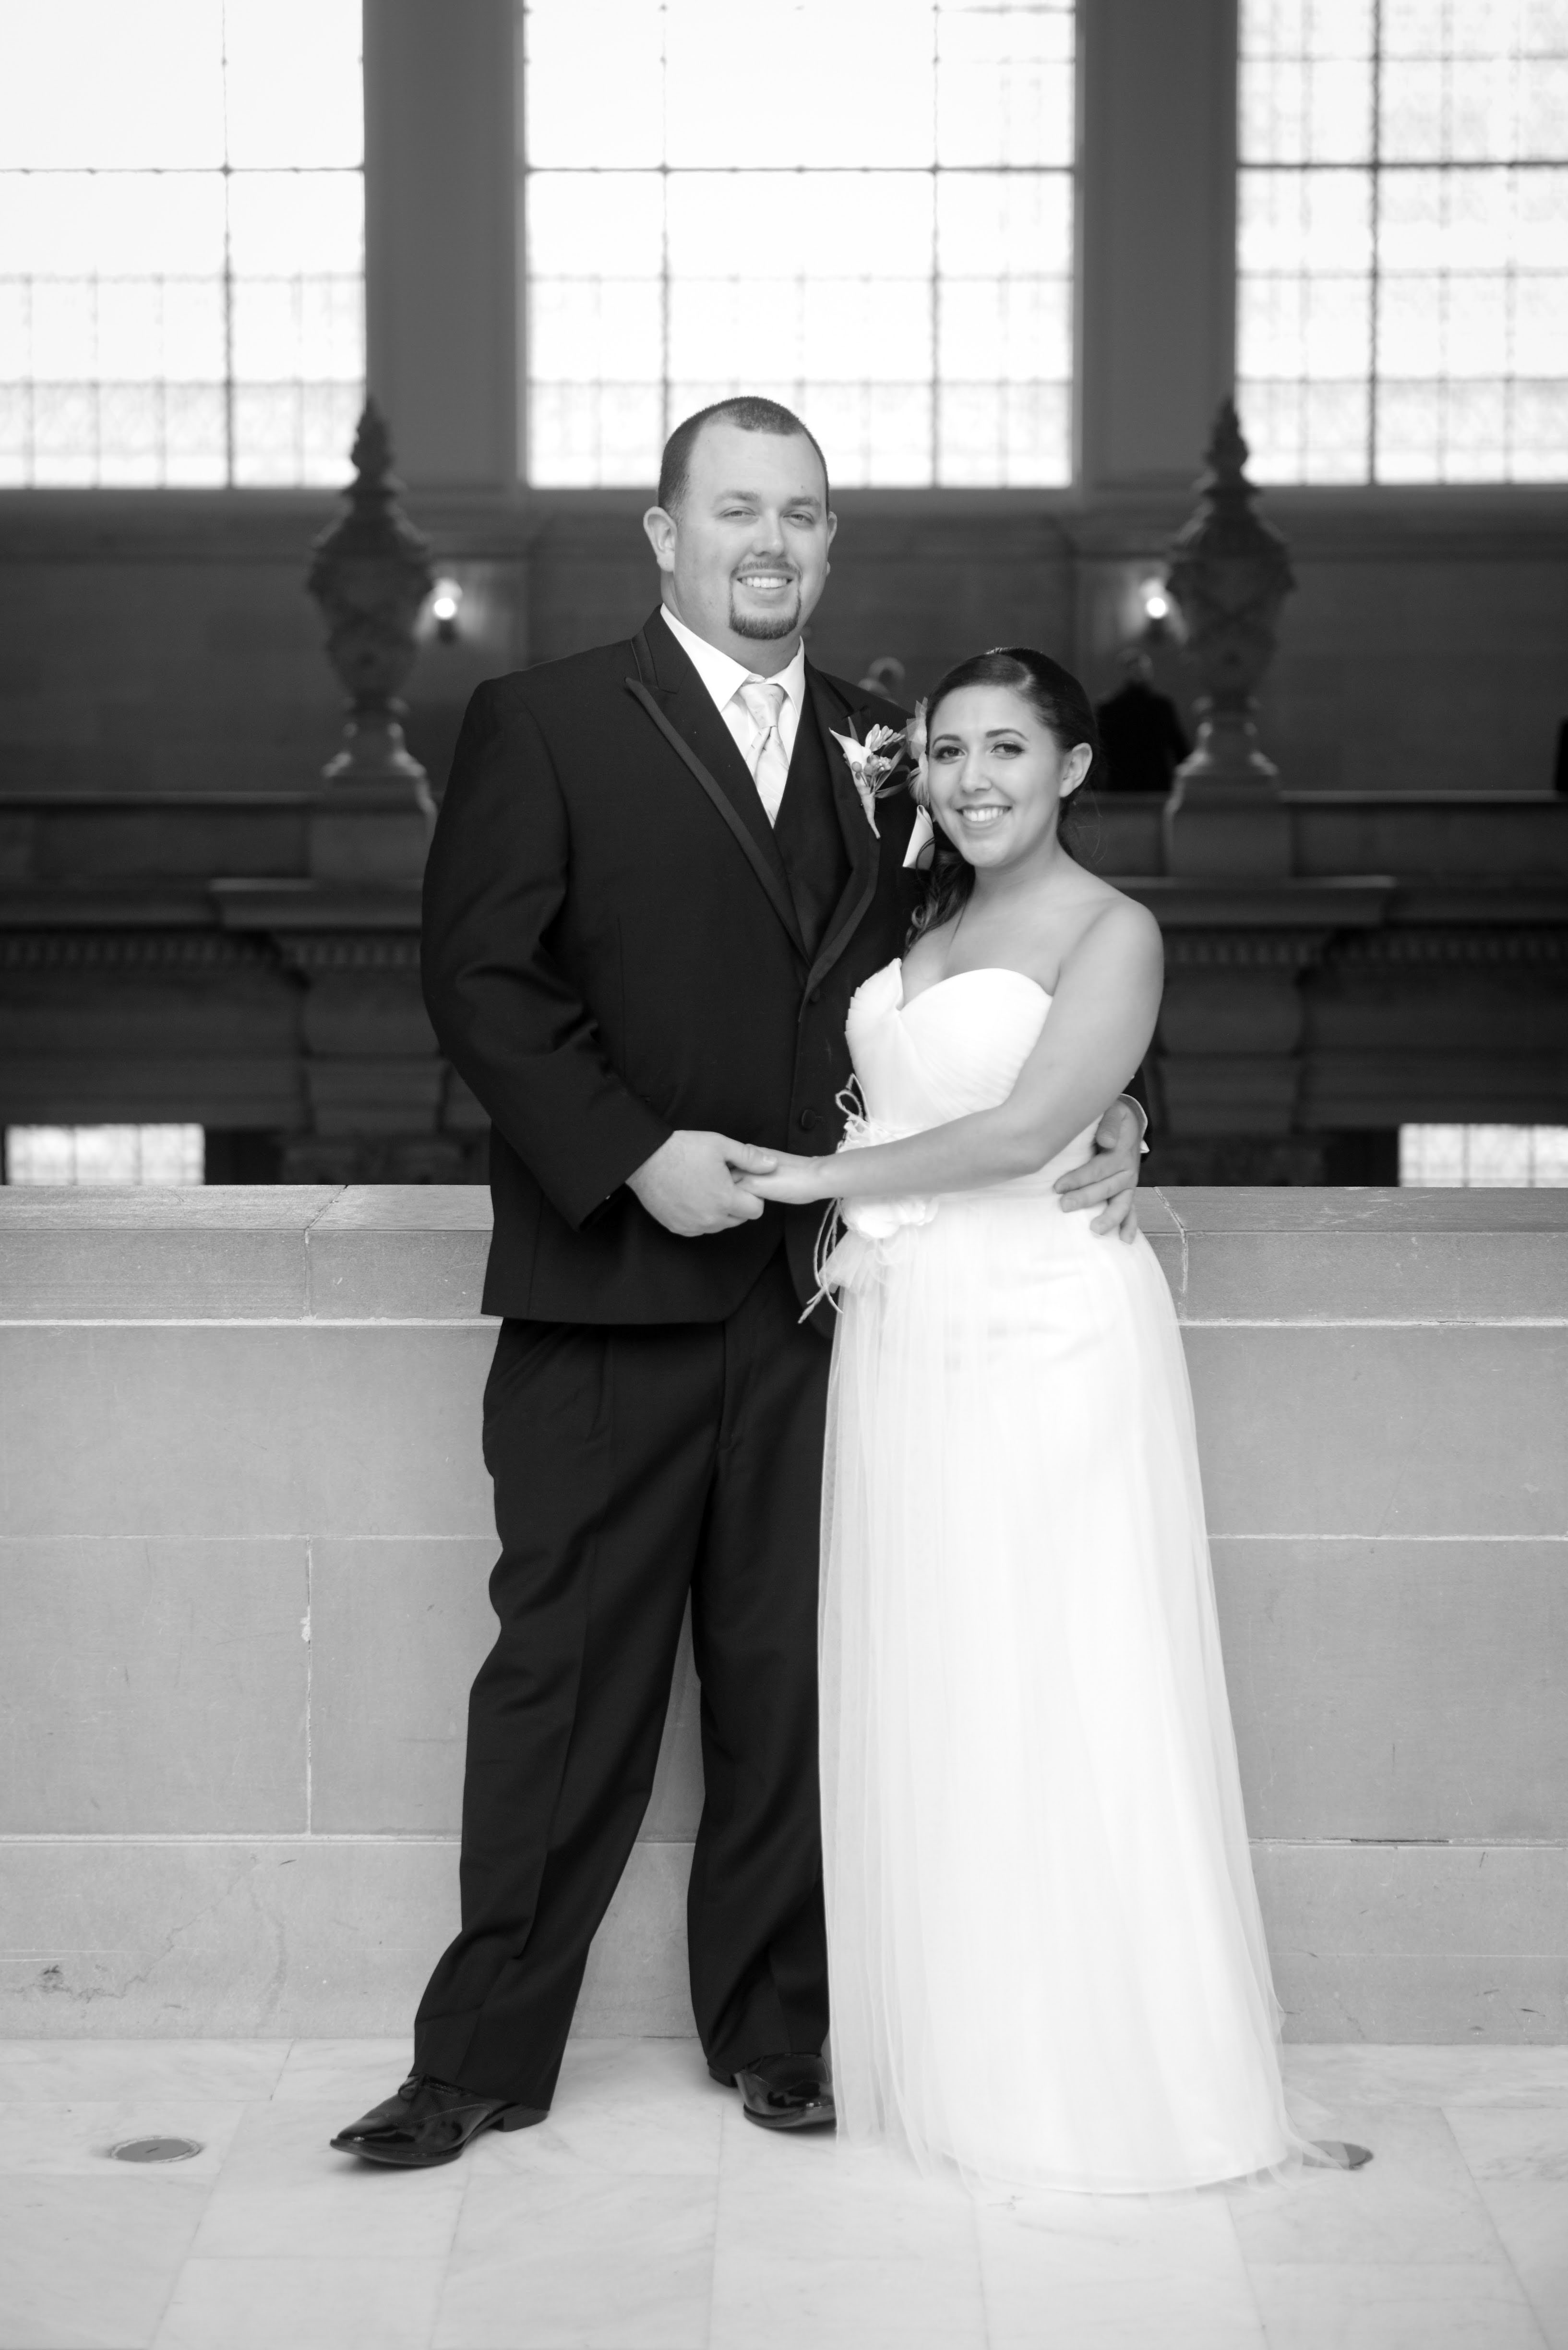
top-left (1058, 875), bottom-right (1163, 977)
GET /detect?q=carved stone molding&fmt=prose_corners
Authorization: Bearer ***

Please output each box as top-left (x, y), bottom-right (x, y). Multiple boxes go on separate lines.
top-left (1163, 930), bottom-right (1332, 972)
top-left (1336, 928), bottom-right (1568, 970)
top-left (271, 934), bottom-right (423, 976)
top-left (0, 930), bottom-right (272, 972)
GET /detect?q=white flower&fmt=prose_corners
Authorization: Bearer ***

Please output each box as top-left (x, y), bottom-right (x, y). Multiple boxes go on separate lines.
top-left (842, 1192), bottom-right (939, 1242)
top-left (830, 723), bottom-right (906, 835)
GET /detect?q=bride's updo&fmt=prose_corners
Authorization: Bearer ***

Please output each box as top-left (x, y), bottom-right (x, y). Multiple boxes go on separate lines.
top-left (908, 645), bottom-right (1101, 942)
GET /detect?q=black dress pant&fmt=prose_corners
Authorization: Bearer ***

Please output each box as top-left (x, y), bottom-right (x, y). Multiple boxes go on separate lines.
top-left (412, 1248), bottom-right (831, 2110)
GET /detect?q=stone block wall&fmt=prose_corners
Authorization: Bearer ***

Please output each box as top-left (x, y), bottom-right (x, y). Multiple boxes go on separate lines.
top-left (0, 1185), bottom-right (1564, 2043)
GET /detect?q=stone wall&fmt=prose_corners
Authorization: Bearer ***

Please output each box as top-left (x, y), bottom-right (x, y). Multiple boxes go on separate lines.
top-left (1, 1185), bottom-right (1564, 2045)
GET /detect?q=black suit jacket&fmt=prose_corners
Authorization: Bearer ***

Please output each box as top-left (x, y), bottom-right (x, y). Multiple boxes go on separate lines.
top-left (421, 608), bottom-right (918, 1325)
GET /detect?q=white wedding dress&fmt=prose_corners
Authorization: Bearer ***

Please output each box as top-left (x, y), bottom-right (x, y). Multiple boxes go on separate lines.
top-left (818, 960), bottom-right (1295, 2195)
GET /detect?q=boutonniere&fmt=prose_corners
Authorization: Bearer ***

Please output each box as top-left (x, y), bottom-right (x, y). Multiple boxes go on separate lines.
top-left (828, 722), bottom-right (907, 837)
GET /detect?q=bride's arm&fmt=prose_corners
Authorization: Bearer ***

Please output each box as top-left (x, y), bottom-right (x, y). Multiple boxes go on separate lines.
top-left (748, 900), bottom-right (1163, 1206)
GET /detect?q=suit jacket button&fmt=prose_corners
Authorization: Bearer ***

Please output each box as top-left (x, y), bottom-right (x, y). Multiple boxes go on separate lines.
top-left (798, 1109), bottom-right (820, 1132)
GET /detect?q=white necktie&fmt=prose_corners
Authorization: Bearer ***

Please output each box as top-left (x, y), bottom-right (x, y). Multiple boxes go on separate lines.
top-left (735, 677), bottom-right (789, 826)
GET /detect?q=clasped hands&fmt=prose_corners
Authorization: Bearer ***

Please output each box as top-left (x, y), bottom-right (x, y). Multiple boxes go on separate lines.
top-left (628, 1099), bottom-right (1144, 1243)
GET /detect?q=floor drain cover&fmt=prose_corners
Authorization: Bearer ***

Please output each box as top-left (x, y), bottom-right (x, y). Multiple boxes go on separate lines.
top-left (108, 2136), bottom-right (203, 2164)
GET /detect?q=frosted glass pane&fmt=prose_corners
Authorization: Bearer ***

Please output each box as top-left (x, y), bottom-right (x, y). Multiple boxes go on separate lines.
top-left (1532, 1127), bottom-right (1568, 1180)
top-left (525, 1), bottom-right (667, 169)
top-left (1399, 1123), bottom-right (1466, 1183)
top-left (1440, 276), bottom-right (1511, 374)
top-left (96, 284), bottom-right (174, 383)
top-left (938, 169), bottom-right (1073, 275)
top-left (30, 283), bottom-right (98, 379)
top-left (1518, 166), bottom-right (1568, 264)
top-left (1240, 1), bottom-right (1376, 64)
top-left (223, 0), bottom-right (363, 167)
top-left (1465, 1125), bottom-right (1538, 1182)
top-left (801, 276), bottom-right (935, 379)
top-left (666, 279), bottom-right (801, 385)
top-left (1513, 379), bottom-right (1568, 468)
top-left (1381, 60), bottom-right (1448, 161)
top-left (1516, 277), bottom-right (1568, 371)
top-left (527, 175), bottom-right (665, 279)
top-left (530, 281), bottom-right (664, 385)
top-left (940, 277), bottom-right (1071, 385)
top-left (1521, 60), bottom-right (1568, 152)
top-left (937, 5), bottom-right (1075, 167)
top-left (227, 174), bottom-right (363, 276)
top-left (1441, 379), bottom-right (1510, 469)
top-left (1239, 168), bottom-right (1373, 273)
top-left (164, 382), bottom-right (228, 461)
top-left (1240, 54), bottom-right (1375, 165)
top-left (0, 286), bottom-right (27, 380)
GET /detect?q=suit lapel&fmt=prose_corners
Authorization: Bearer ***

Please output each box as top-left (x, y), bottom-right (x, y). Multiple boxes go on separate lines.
top-left (803, 666), bottom-right (885, 992)
top-left (625, 616), bottom-right (806, 960)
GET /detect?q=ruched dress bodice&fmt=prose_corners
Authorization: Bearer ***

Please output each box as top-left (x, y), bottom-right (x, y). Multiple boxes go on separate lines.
top-left (844, 958), bottom-right (1094, 1193)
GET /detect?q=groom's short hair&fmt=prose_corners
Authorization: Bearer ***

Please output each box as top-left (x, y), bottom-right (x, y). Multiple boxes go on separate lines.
top-left (658, 397), bottom-right (830, 515)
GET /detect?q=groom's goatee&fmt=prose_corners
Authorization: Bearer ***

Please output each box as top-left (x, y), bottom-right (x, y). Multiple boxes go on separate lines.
top-left (730, 597), bottom-right (802, 640)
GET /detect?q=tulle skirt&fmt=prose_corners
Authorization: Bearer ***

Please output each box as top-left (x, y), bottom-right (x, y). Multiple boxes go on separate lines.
top-left (818, 1167), bottom-right (1296, 2197)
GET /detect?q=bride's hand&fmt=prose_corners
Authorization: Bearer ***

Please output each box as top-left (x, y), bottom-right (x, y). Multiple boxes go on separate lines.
top-left (738, 1154), bottom-right (832, 1206)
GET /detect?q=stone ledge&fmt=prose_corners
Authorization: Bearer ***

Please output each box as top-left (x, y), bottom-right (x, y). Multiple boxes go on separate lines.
top-left (2, 1184), bottom-right (1565, 1324)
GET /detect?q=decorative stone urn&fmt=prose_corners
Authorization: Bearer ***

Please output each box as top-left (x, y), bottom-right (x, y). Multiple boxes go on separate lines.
top-left (1162, 400), bottom-right (1295, 877)
top-left (306, 401), bottom-right (435, 882)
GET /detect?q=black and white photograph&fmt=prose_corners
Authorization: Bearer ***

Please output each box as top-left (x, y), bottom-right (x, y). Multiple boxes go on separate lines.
top-left (1, 1), bottom-right (1566, 2345)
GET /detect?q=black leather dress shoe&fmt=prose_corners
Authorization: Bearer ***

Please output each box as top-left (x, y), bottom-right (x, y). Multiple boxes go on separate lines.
top-left (330, 2073), bottom-right (546, 2167)
top-left (734, 2052), bottom-right (836, 2131)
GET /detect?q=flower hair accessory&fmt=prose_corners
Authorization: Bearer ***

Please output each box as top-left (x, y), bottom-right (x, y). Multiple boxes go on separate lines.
top-left (828, 722), bottom-right (907, 836)
top-left (904, 699), bottom-right (930, 807)
top-left (900, 697), bottom-right (935, 869)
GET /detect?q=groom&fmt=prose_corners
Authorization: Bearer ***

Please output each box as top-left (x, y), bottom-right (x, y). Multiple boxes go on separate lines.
top-left (333, 397), bottom-right (1144, 2167)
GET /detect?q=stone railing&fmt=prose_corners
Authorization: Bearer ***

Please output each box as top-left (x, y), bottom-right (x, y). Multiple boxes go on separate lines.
top-left (1, 1185), bottom-right (1564, 2042)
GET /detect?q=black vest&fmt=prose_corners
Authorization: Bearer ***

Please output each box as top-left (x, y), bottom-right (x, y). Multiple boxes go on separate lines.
top-left (773, 691), bottom-right (852, 959)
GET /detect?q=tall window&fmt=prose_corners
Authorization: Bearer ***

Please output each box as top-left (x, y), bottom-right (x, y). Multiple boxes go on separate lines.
top-left (1237, 0), bottom-right (1568, 482)
top-left (521, 0), bottom-right (1076, 487)
top-left (0, 0), bottom-right (363, 487)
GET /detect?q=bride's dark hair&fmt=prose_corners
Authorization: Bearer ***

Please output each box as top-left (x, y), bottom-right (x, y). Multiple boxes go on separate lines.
top-left (908, 646), bottom-right (1101, 943)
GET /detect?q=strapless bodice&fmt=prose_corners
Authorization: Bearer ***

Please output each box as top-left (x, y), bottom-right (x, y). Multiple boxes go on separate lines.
top-left (843, 959), bottom-right (1095, 1200)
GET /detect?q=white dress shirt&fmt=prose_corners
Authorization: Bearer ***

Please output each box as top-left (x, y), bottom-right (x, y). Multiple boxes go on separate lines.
top-left (659, 604), bottom-right (807, 775)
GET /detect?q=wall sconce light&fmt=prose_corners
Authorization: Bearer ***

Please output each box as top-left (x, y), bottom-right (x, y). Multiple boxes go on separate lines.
top-left (431, 577), bottom-right (464, 644)
top-left (1139, 577), bottom-right (1171, 624)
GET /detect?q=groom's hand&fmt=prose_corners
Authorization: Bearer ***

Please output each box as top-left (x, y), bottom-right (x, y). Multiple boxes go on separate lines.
top-left (627, 1131), bottom-right (779, 1236)
top-left (1054, 1097), bottom-right (1144, 1243)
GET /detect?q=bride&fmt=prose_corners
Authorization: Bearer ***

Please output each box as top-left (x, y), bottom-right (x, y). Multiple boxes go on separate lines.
top-left (743, 645), bottom-right (1300, 2195)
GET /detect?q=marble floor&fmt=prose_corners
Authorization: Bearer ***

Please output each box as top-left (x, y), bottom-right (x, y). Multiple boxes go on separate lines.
top-left (0, 2038), bottom-right (1565, 2350)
